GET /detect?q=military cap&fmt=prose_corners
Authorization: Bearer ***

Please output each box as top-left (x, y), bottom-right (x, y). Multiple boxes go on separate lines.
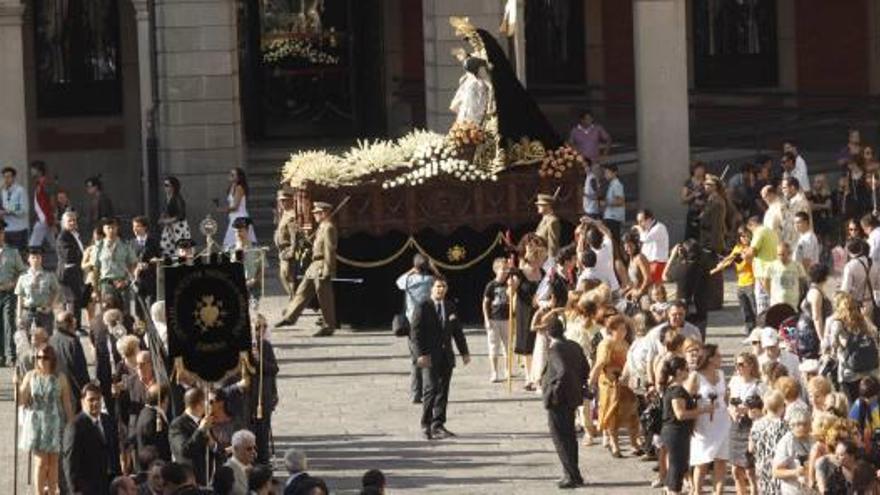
top-left (232, 217), bottom-right (253, 229)
top-left (277, 187), bottom-right (295, 200)
top-left (311, 201), bottom-right (332, 213)
top-left (534, 194), bottom-right (555, 206)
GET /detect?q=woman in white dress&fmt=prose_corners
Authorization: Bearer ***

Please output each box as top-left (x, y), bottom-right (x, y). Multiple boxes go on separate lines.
top-left (686, 343), bottom-right (732, 495)
top-left (221, 167), bottom-right (256, 248)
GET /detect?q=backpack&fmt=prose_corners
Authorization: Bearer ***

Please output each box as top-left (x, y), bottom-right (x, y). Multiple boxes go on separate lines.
top-left (842, 331), bottom-right (879, 374)
top-left (781, 315), bottom-right (820, 359)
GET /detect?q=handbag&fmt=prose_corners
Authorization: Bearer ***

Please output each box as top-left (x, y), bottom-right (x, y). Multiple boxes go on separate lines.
top-left (392, 277), bottom-right (413, 337)
top-left (392, 313), bottom-right (409, 337)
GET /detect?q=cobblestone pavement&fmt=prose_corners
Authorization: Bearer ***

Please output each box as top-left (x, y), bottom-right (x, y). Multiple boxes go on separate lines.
top-left (0, 278), bottom-right (748, 494)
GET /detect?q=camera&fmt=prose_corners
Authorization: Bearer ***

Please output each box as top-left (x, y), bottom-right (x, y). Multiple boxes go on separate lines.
top-left (733, 253), bottom-right (744, 264)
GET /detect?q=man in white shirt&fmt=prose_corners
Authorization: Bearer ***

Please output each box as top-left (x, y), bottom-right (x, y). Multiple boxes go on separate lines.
top-left (860, 213), bottom-right (880, 263)
top-left (582, 161), bottom-right (602, 220)
top-left (761, 185), bottom-right (786, 243)
top-left (757, 328), bottom-right (801, 384)
top-left (0, 167), bottom-right (28, 251)
top-left (635, 209), bottom-right (669, 286)
top-left (793, 212), bottom-right (820, 271)
top-left (782, 140), bottom-right (810, 193)
top-left (841, 238), bottom-right (880, 309)
top-left (644, 301), bottom-right (702, 385)
top-left (582, 218), bottom-right (620, 293)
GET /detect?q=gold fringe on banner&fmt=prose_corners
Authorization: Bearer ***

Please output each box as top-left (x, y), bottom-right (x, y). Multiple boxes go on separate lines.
top-left (336, 233), bottom-right (506, 271)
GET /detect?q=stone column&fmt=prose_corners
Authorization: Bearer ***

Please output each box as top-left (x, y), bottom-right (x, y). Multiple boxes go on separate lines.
top-left (422, 0), bottom-right (503, 132)
top-left (633, 0), bottom-right (690, 239)
top-left (0, 1), bottom-right (27, 171)
top-left (131, 0), bottom-right (156, 217)
top-left (154, 0), bottom-right (243, 230)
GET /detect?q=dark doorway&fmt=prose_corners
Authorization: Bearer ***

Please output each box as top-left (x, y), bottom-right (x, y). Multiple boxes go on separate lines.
top-left (33, 0), bottom-right (122, 117)
top-left (239, 0), bottom-right (386, 141)
top-left (693, 0), bottom-right (779, 88)
top-left (525, 0), bottom-right (586, 88)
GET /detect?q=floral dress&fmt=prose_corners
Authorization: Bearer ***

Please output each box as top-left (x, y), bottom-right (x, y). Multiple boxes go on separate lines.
top-left (749, 415), bottom-right (789, 495)
top-left (20, 374), bottom-right (63, 453)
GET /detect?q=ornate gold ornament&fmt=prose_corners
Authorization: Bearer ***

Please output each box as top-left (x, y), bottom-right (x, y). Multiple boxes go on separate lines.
top-left (193, 295), bottom-right (226, 333)
top-left (447, 245), bottom-right (467, 263)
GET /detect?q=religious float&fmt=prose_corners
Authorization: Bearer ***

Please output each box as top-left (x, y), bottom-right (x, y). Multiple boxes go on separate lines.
top-left (279, 18), bottom-right (586, 325)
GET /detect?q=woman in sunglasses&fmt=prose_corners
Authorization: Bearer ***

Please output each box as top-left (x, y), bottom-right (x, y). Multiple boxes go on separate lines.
top-left (17, 345), bottom-right (75, 495)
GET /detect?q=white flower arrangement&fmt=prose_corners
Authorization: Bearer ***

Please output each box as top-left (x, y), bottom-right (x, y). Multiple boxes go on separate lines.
top-left (263, 38), bottom-right (340, 65)
top-left (283, 129), bottom-right (503, 190)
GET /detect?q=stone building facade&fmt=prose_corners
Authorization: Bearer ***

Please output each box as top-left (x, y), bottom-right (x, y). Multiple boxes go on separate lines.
top-left (0, 0), bottom-right (879, 238)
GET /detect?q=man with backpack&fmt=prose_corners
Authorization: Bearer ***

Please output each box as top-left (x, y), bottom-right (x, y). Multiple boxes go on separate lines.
top-left (841, 238), bottom-right (880, 324)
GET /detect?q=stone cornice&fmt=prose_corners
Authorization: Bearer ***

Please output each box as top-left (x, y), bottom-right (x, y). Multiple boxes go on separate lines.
top-left (0, 2), bottom-right (25, 26)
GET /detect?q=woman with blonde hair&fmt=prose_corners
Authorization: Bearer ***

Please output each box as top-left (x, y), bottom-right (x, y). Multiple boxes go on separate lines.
top-left (563, 293), bottom-right (600, 444)
top-left (590, 314), bottom-right (640, 457)
top-left (827, 291), bottom-right (879, 402)
top-left (775, 376), bottom-right (809, 421)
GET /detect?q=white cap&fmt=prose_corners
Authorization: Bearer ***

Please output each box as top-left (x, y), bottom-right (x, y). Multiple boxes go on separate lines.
top-left (743, 327), bottom-right (763, 345)
top-left (760, 327), bottom-right (780, 347)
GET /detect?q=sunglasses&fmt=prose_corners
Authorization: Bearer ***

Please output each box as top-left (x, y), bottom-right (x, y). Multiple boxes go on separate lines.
top-left (735, 361), bottom-right (747, 367)
top-left (36, 354), bottom-right (49, 360)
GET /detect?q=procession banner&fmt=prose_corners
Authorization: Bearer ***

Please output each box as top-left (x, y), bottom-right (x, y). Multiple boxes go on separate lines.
top-left (165, 261), bottom-right (252, 382)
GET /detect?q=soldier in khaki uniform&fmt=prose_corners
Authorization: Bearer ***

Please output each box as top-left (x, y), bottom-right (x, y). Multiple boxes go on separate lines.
top-left (15, 246), bottom-right (59, 333)
top-left (534, 194), bottom-right (561, 258)
top-left (273, 188), bottom-right (298, 298)
top-left (276, 201), bottom-right (337, 336)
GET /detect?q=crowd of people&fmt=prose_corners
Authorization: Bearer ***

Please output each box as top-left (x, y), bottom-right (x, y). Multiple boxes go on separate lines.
top-left (4, 161), bottom-right (383, 495)
top-left (392, 124), bottom-right (880, 493)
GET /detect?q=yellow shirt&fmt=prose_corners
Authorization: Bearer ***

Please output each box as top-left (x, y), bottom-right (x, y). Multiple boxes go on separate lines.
top-left (749, 226), bottom-right (778, 279)
top-left (731, 244), bottom-right (755, 287)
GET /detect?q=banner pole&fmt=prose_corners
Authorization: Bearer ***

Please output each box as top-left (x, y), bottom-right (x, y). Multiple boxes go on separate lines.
top-left (256, 327), bottom-right (264, 420)
top-left (507, 289), bottom-right (516, 393)
top-left (204, 384), bottom-right (211, 486)
top-left (13, 368), bottom-right (19, 495)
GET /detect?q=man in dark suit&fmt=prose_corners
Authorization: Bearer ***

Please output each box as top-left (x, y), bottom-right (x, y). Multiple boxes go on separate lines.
top-left (63, 383), bottom-right (121, 495)
top-left (168, 387), bottom-right (213, 486)
top-left (134, 383), bottom-right (171, 469)
top-left (49, 310), bottom-right (90, 408)
top-left (56, 209), bottom-right (85, 332)
top-left (541, 317), bottom-right (589, 489)
top-left (131, 216), bottom-right (162, 307)
top-left (411, 277), bottom-right (470, 440)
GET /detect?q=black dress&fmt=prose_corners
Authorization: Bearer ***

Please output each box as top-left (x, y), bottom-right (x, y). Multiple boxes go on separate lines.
top-left (513, 270), bottom-right (542, 355)
top-left (661, 384), bottom-right (695, 493)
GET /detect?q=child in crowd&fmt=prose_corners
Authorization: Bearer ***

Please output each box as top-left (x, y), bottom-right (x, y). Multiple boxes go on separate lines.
top-left (482, 258), bottom-right (511, 383)
top-left (648, 284), bottom-right (668, 326)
